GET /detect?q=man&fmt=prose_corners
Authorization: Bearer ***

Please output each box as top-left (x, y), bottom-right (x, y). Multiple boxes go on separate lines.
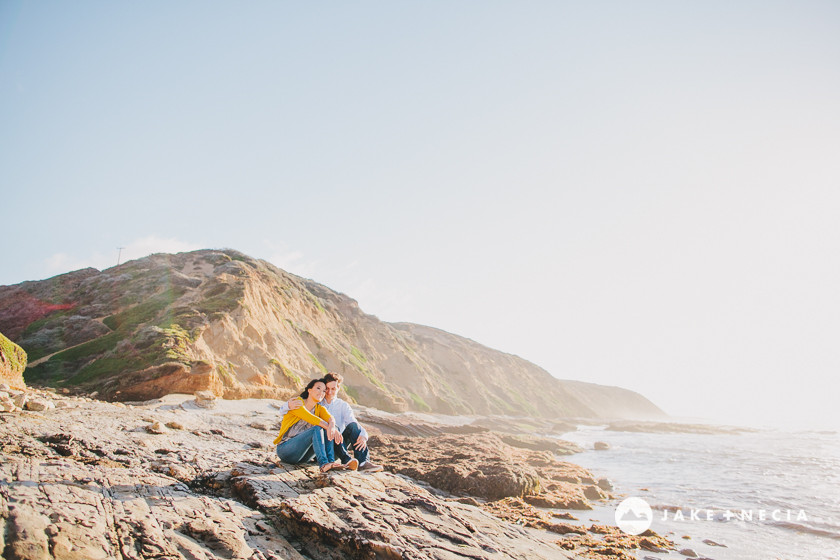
top-left (281, 372), bottom-right (383, 472)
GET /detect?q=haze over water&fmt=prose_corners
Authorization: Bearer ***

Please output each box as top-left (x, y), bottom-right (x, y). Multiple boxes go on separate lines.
top-left (562, 425), bottom-right (840, 560)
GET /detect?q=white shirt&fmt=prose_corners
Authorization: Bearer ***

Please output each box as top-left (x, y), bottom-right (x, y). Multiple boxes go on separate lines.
top-left (278, 397), bottom-right (368, 440)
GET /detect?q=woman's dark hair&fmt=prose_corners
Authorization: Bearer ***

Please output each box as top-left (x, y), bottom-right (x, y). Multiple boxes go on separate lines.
top-left (300, 378), bottom-right (325, 400)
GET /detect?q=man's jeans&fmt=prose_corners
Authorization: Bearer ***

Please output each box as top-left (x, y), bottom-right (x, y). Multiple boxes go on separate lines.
top-left (276, 425), bottom-right (334, 467)
top-left (333, 422), bottom-right (369, 465)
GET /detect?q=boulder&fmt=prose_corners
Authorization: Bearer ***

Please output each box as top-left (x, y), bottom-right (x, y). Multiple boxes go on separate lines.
top-left (0, 391), bottom-right (16, 413)
top-left (145, 421), bottom-right (168, 434)
top-left (583, 484), bottom-right (609, 500)
top-left (597, 477), bottom-right (614, 490)
top-left (194, 390), bottom-right (217, 409)
top-left (11, 391), bottom-right (28, 408)
top-left (594, 441), bottom-right (611, 450)
top-left (24, 398), bottom-right (56, 412)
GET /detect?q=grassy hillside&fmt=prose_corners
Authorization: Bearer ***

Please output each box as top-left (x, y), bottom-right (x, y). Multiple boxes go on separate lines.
top-left (0, 249), bottom-right (665, 419)
top-left (0, 330), bottom-right (27, 389)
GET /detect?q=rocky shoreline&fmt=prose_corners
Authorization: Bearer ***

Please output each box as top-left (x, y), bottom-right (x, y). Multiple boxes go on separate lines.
top-left (1, 386), bottom-right (676, 560)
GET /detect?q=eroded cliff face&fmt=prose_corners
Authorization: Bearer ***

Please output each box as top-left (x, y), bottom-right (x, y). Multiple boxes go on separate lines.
top-left (0, 249), bottom-right (664, 419)
top-left (0, 331), bottom-right (26, 390)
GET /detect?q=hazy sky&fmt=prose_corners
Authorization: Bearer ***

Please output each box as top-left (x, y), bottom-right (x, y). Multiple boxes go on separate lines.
top-left (2, 1), bottom-right (838, 429)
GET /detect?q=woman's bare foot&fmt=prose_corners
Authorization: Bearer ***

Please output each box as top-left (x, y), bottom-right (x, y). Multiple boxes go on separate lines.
top-left (319, 463), bottom-right (334, 473)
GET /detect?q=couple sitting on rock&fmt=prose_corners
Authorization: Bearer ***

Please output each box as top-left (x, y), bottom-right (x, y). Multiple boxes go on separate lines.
top-left (273, 372), bottom-right (383, 474)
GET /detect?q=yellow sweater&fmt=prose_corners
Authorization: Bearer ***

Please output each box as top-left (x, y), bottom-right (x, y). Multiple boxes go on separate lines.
top-left (273, 398), bottom-right (332, 445)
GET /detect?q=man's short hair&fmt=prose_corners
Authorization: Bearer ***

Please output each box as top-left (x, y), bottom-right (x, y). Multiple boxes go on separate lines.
top-left (323, 372), bottom-right (344, 385)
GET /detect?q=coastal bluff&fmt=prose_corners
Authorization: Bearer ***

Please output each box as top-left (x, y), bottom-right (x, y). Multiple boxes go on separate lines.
top-left (0, 249), bottom-right (664, 421)
top-left (0, 389), bottom-right (674, 560)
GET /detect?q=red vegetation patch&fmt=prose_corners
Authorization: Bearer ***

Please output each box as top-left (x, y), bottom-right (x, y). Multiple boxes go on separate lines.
top-left (0, 287), bottom-right (77, 339)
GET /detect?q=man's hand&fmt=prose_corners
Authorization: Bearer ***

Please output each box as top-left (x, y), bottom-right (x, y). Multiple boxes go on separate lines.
top-left (287, 399), bottom-right (302, 410)
top-left (354, 434), bottom-right (368, 451)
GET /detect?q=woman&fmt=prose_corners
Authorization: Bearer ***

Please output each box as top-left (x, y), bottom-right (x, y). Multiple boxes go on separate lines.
top-left (273, 378), bottom-right (341, 473)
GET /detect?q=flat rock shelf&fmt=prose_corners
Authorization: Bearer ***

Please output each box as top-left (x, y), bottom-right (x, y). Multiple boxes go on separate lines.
top-left (0, 390), bottom-right (671, 559)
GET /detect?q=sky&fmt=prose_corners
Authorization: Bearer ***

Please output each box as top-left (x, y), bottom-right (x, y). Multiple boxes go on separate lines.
top-left (2, 1), bottom-right (839, 430)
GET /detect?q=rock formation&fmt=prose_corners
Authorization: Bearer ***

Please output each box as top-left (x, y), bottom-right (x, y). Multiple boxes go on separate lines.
top-left (606, 420), bottom-right (753, 435)
top-left (0, 250), bottom-right (665, 420)
top-left (0, 390), bottom-right (674, 559)
top-left (0, 330), bottom-right (26, 390)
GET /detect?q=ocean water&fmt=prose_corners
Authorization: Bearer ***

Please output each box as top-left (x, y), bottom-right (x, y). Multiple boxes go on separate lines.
top-left (555, 425), bottom-right (840, 560)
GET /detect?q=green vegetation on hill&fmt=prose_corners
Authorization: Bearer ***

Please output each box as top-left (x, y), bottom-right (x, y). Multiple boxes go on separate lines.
top-left (22, 310), bottom-right (74, 339)
top-left (1, 331), bottom-right (27, 373)
top-left (308, 353), bottom-right (328, 374)
top-left (103, 287), bottom-right (187, 330)
top-left (345, 345), bottom-right (389, 392)
top-left (342, 384), bottom-right (359, 403)
top-left (19, 309), bottom-right (78, 362)
top-left (269, 358), bottom-right (302, 386)
top-left (305, 290), bottom-right (326, 313)
top-left (22, 253), bottom-right (253, 389)
top-left (28, 288), bottom-right (198, 385)
top-left (27, 327), bottom-right (161, 386)
top-left (201, 280), bottom-right (245, 317)
top-left (409, 392), bottom-right (431, 412)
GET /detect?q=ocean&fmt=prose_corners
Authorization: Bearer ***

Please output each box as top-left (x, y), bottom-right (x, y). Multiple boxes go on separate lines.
top-left (555, 425), bottom-right (840, 560)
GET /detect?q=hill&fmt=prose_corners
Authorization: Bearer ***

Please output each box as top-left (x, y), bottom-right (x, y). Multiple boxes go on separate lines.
top-left (0, 249), bottom-right (664, 419)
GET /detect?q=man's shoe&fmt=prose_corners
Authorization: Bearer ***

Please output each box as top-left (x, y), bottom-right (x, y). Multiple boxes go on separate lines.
top-left (345, 458), bottom-right (359, 471)
top-left (358, 461), bottom-right (384, 473)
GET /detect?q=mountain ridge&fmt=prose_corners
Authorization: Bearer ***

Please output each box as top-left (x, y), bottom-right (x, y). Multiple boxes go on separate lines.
top-left (0, 249), bottom-right (665, 420)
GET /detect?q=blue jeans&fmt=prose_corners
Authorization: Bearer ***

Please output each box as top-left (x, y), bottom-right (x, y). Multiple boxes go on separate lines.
top-left (333, 422), bottom-right (369, 465)
top-left (275, 425), bottom-right (334, 467)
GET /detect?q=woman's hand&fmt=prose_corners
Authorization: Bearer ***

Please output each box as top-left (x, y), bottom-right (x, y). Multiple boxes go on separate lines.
top-left (332, 427), bottom-right (343, 444)
top-left (325, 420), bottom-right (342, 443)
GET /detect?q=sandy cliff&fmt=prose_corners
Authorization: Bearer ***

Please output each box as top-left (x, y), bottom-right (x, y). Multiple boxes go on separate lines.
top-left (0, 249), bottom-right (664, 419)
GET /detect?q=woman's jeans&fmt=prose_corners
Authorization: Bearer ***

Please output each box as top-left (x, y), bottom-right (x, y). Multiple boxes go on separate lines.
top-left (275, 425), bottom-right (334, 467)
